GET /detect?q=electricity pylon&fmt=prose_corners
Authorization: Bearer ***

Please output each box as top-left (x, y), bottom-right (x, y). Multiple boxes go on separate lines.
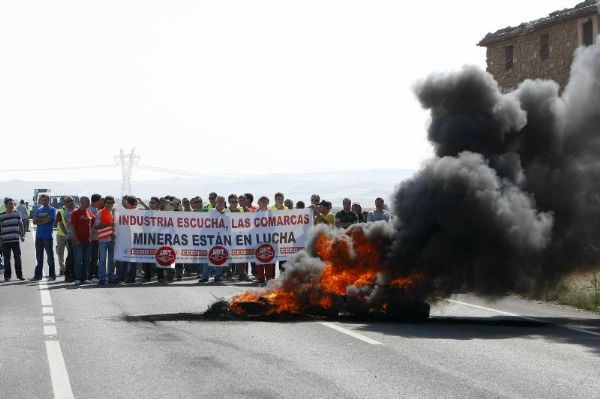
top-left (114, 148), bottom-right (140, 196)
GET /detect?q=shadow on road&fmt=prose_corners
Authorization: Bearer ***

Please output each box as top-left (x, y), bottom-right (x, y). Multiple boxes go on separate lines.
top-left (40, 278), bottom-right (259, 290)
top-left (354, 315), bottom-right (600, 356)
top-left (121, 311), bottom-right (600, 356)
top-left (1, 280), bottom-right (31, 286)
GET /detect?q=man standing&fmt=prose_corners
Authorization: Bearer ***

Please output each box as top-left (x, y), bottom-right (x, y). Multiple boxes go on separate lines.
top-left (309, 193), bottom-right (321, 221)
top-left (71, 196), bottom-right (94, 285)
top-left (32, 194), bottom-right (57, 281)
top-left (203, 192), bottom-right (217, 210)
top-left (367, 197), bottom-right (391, 222)
top-left (25, 202), bottom-right (31, 232)
top-left (199, 196), bottom-right (226, 283)
top-left (88, 194), bottom-right (104, 281)
top-left (243, 193), bottom-right (257, 212)
top-left (335, 198), bottom-right (359, 228)
top-left (182, 198), bottom-right (192, 212)
top-left (255, 196), bottom-right (275, 283)
top-left (55, 200), bottom-right (70, 276)
top-left (119, 196), bottom-right (139, 283)
top-left (310, 194), bottom-right (320, 207)
top-left (56, 197), bottom-right (76, 281)
top-left (315, 200), bottom-right (335, 226)
top-left (186, 196), bottom-right (205, 279)
top-left (284, 199), bottom-right (294, 210)
top-left (143, 196), bottom-right (160, 281)
top-left (238, 195), bottom-right (248, 212)
top-left (269, 192), bottom-right (288, 210)
top-left (16, 200), bottom-right (28, 233)
top-left (148, 197), bottom-right (160, 211)
top-left (241, 193), bottom-right (257, 276)
top-left (96, 196), bottom-right (115, 285)
top-left (1, 198), bottom-right (25, 281)
top-left (269, 192), bottom-right (289, 272)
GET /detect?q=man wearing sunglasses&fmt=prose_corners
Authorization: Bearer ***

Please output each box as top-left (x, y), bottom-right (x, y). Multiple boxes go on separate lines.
top-left (203, 192), bottom-right (217, 211)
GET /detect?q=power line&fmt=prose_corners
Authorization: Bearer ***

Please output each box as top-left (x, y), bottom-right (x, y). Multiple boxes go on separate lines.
top-left (137, 164), bottom-right (208, 178)
top-left (0, 164), bottom-right (116, 173)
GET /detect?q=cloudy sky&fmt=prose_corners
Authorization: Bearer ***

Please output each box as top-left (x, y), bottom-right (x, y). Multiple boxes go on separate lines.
top-left (0, 0), bottom-right (577, 181)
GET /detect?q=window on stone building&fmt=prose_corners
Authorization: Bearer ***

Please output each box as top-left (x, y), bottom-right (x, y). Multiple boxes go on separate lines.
top-left (505, 45), bottom-right (514, 71)
top-left (582, 20), bottom-right (594, 46)
top-left (540, 34), bottom-right (550, 61)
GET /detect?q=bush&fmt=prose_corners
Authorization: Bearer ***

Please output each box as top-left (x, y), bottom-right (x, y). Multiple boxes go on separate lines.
top-left (539, 271), bottom-right (600, 313)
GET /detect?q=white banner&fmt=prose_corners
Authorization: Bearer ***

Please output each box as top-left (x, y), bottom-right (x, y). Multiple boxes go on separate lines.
top-left (114, 209), bottom-right (313, 266)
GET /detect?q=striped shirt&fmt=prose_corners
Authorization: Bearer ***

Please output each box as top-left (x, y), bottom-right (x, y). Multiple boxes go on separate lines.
top-left (97, 208), bottom-right (114, 241)
top-left (0, 211), bottom-right (22, 243)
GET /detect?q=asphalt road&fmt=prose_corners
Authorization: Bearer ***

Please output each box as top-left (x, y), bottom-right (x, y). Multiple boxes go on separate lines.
top-left (1, 232), bottom-right (599, 398)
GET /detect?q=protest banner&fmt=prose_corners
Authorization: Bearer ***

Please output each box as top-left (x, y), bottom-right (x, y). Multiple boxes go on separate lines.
top-left (114, 209), bottom-right (313, 267)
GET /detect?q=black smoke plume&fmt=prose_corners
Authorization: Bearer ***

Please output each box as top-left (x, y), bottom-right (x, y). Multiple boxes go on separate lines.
top-left (391, 42), bottom-right (600, 297)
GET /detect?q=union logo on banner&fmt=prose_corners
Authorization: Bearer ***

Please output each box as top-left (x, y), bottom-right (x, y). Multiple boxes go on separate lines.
top-left (208, 245), bottom-right (229, 266)
top-left (155, 246), bottom-right (176, 266)
top-left (255, 243), bottom-right (275, 263)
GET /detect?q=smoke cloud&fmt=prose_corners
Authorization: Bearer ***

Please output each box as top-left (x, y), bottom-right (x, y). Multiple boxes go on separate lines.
top-left (390, 42), bottom-right (600, 297)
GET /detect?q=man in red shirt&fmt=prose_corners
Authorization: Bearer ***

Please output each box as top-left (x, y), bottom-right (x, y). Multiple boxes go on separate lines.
top-left (71, 196), bottom-right (94, 285)
top-left (240, 193), bottom-right (258, 212)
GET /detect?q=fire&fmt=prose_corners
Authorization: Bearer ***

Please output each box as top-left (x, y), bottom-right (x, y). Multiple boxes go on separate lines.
top-left (390, 273), bottom-right (425, 290)
top-left (228, 225), bottom-right (426, 318)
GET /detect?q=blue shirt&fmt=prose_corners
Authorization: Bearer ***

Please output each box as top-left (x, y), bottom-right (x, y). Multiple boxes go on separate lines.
top-left (17, 204), bottom-right (27, 219)
top-left (367, 209), bottom-right (391, 222)
top-left (35, 206), bottom-right (56, 239)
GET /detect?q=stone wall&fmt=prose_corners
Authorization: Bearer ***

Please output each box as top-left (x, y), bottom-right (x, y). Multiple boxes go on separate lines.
top-left (484, 14), bottom-right (599, 91)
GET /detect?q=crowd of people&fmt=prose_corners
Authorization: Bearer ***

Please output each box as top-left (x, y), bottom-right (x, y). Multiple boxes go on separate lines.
top-left (0, 192), bottom-right (392, 285)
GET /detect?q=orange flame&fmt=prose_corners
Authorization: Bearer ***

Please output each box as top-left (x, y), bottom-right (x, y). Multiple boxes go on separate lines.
top-left (229, 227), bottom-right (425, 317)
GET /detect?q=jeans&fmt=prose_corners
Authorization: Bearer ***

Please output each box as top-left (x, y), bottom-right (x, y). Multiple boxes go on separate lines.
top-left (201, 264), bottom-right (223, 280)
top-left (256, 263), bottom-right (275, 282)
top-left (34, 237), bottom-right (56, 278)
top-left (118, 262), bottom-right (137, 282)
top-left (74, 241), bottom-right (91, 282)
top-left (89, 240), bottom-right (99, 279)
top-left (175, 263), bottom-right (183, 278)
top-left (2, 242), bottom-right (23, 279)
top-left (56, 235), bottom-right (67, 272)
top-left (65, 239), bottom-right (75, 280)
top-left (98, 240), bottom-right (115, 283)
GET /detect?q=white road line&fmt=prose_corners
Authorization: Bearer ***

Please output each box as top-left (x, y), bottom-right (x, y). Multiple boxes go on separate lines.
top-left (44, 325), bottom-right (58, 336)
top-left (447, 299), bottom-right (600, 337)
top-left (40, 288), bottom-right (52, 306)
top-left (45, 341), bottom-right (75, 399)
top-left (320, 322), bottom-right (383, 345)
top-left (38, 282), bottom-right (75, 399)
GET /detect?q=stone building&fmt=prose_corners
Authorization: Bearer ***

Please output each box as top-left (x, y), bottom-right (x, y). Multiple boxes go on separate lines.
top-left (478, 1), bottom-right (600, 91)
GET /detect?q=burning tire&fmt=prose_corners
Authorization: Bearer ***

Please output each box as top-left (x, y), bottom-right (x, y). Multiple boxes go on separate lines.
top-left (385, 299), bottom-right (430, 321)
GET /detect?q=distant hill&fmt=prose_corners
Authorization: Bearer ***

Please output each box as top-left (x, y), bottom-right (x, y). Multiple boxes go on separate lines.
top-left (1, 169), bottom-right (416, 207)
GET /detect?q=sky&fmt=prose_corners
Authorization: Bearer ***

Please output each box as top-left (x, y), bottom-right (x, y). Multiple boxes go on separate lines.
top-left (0, 0), bottom-right (579, 182)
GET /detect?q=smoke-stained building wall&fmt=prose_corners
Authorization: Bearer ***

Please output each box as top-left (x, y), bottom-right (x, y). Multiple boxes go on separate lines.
top-left (479, 1), bottom-right (600, 91)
